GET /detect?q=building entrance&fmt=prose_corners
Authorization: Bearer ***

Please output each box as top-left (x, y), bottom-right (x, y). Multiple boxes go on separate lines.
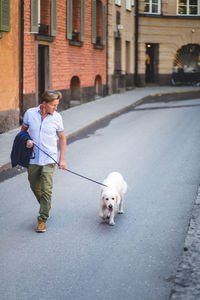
top-left (145, 43), bottom-right (159, 84)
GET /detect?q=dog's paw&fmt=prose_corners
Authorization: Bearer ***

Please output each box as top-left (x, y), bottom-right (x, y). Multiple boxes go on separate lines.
top-left (118, 210), bottom-right (124, 214)
top-left (99, 212), bottom-right (105, 218)
top-left (109, 221), bottom-right (115, 226)
top-left (99, 214), bottom-right (108, 220)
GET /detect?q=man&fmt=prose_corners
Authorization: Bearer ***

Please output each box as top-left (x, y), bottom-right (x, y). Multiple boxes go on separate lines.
top-left (21, 90), bottom-right (66, 233)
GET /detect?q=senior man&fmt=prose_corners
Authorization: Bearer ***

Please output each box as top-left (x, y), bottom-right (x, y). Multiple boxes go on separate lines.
top-left (21, 90), bottom-right (66, 233)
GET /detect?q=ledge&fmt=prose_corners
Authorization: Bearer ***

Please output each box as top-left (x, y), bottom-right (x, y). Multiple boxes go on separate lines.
top-left (35, 35), bottom-right (54, 42)
top-left (93, 44), bottom-right (104, 50)
top-left (139, 13), bottom-right (200, 19)
top-left (69, 40), bottom-right (83, 47)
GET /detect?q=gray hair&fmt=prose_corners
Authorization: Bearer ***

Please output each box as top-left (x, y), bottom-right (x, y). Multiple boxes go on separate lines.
top-left (41, 90), bottom-right (62, 103)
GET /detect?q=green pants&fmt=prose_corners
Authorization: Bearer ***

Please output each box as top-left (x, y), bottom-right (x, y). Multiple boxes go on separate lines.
top-left (28, 164), bottom-right (55, 222)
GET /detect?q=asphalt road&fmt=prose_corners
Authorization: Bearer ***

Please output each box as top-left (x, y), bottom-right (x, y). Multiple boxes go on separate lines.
top-left (1, 98), bottom-right (200, 300)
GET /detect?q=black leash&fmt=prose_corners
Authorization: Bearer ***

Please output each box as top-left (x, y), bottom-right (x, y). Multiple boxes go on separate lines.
top-left (33, 143), bottom-right (107, 187)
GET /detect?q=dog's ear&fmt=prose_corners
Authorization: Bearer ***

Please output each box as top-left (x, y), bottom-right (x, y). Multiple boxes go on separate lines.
top-left (101, 192), bottom-right (105, 201)
top-left (115, 193), bottom-right (121, 205)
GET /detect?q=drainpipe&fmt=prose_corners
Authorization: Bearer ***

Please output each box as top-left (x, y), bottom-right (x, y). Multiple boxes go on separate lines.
top-left (134, 0), bottom-right (139, 86)
top-left (19, 0), bottom-right (24, 124)
top-left (106, 0), bottom-right (108, 96)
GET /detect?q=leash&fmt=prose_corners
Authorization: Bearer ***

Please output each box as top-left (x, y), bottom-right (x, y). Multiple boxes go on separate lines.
top-left (33, 143), bottom-right (107, 187)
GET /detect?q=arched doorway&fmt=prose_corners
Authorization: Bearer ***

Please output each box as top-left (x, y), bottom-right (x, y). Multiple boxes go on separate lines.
top-left (95, 75), bottom-right (102, 98)
top-left (70, 76), bottom-right (81, 106)
top-left (171, 44), bottom-right (200, 85)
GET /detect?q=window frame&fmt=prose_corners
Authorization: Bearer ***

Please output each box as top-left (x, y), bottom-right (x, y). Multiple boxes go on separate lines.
top-left (91, 0), bottom-right (106, 48)
top-left (144, 0), bottom-right (161, 15)
top-left (0, 0), bottom-right (10, 32)
top-left (31, 0), bottom-right (57, 37)
top-left (67, 0), bottom-right (85, 44)
top-left (126, 0), bottom-right (132, 11)
top-left (115, 0), bottom-right (121, 7)
top-left (177, 0), bottom-right (199, 16)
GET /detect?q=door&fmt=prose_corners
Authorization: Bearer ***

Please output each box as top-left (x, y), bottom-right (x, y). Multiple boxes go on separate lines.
top-left (145, 43), bottom-right (159, 83)
top-left (38, 45), bottom-right (50, 101)
top-left (114, 37), bottom-right (121, 74)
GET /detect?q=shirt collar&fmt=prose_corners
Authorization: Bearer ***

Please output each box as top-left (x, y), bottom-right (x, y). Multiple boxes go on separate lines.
top-left (37, 104), bottom-right (53, 116)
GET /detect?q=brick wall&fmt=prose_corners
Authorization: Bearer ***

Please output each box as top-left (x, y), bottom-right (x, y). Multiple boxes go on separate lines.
top-left (52, 0), bottom-right (106, 90)
top-left (23, 0), bottom-right (107, 105)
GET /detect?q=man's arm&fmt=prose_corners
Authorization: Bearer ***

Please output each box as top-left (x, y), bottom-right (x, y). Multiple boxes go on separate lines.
top-left (57, 132), bottom-right (67, 169)
top-left (21, 124), bottom-right (34, 148)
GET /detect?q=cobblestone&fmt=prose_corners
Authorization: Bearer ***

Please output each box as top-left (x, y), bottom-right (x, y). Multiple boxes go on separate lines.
top-left (170, 186), bottom-right (200, 299)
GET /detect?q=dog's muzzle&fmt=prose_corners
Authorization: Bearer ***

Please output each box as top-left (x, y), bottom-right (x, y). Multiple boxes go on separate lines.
top-left (108, 204), bottom-right (113, 212)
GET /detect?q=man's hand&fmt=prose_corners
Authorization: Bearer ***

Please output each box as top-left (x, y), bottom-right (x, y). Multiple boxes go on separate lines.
top-left (58, 159), bottom-right (67, 170)
top-left (57, 132), bottom-right (67, 170)
top-left (26, 139), bottom-right (34, 148)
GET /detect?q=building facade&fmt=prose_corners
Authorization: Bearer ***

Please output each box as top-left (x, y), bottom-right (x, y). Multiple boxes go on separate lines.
top-left (136, 0), bottom-right (200, 86)
top-left (0, 0), bottom-right (20, 133)
top-left (23, 0), bottom-right (107, 114)
top-left (107, 0), bottom-right (135, 94)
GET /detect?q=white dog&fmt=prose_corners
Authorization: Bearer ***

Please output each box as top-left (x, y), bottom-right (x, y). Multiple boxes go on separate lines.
top-left (99, 172), bottom-right (128, 226)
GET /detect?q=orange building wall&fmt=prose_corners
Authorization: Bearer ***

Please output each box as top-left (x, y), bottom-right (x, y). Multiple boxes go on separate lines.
top-left (23, 0), bottom-right (36, 94)
top-left (0, 0), bottom-right (19, 112)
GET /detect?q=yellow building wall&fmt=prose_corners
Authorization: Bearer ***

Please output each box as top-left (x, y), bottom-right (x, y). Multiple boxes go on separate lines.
top-left (138, 0), bottom-right (200, 84)
top-left (0, 0), bottom-right (19, 116)
top-left (138, 17), bottom-right (200, 75)
top-left (107, 0), bottom-right (135, 92)
top-left (108, 1), bottom-right (135, 75)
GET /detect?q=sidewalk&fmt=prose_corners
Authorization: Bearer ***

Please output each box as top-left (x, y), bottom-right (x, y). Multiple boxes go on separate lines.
top-left (0, 85), bottom-right (199, 172)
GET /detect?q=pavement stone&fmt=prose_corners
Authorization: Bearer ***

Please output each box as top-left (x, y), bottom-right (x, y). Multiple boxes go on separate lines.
top-left (170, 185), bottom-right (200, 300)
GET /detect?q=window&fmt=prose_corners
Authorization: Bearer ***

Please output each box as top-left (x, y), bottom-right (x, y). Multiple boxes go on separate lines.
top-left (126, 0), bottom-right (131, 11)
top-left (0, 0), bottom-right (10, 32)
top-left (67, 0), bottom-right (85, 43)
top-left (115, 0), bottom-right (121, 6)
top-left (91, 0), bottom-right (106, 47)
top-left (177, 0), bottom-right (199, 15)
top-left (30, 0), bottom-right (57, 36)
top-left (144, 0), bottom-right (161, 14)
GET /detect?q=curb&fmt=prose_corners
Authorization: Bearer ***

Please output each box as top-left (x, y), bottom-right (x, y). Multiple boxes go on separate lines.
top-left (0, 89), bottom-right (199, 181)
top-left (67, 89), bottom-right (200, 139)
top-left (169, 185), bottom-right (200, 299)
top-left (66, 98), bottom-right (144, 140)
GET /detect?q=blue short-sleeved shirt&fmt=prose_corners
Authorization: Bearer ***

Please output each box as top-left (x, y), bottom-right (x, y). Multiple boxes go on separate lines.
top-left (23, 105), bottom-right (64, 166)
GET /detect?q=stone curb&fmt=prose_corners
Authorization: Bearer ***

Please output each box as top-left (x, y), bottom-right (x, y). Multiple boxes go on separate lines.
top-left (67, 89), bottom-right (200, 139)
top-left (170, 185), bottom-right (200, 299)
top-left (0, 89), bottom-right (199, 179)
